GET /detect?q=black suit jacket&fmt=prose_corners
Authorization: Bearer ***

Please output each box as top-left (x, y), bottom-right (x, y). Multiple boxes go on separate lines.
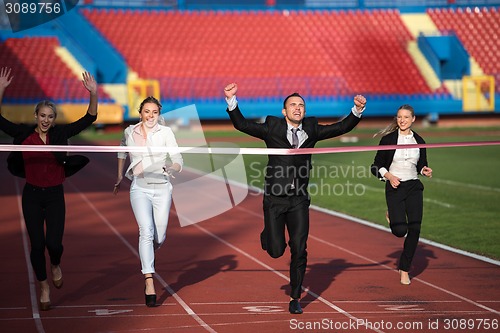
top-left (228, 105), bottom-right (361, 196)
top-left (0, 112), bottom-right (97, 178)
top-left (370, 130), bottom-right (428, 181)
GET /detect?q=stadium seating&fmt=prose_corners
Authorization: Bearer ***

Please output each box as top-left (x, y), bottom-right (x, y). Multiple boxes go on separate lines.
top-left (81, 8), bottom-right (438, 101)
top-left (428, 7), bottom-right (500, 92)
top-left (0, 37), bottom-right (112, 103)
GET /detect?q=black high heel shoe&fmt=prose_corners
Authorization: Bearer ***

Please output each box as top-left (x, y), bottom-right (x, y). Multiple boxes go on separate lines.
top-left (144, 276), bottom-right (156, 307)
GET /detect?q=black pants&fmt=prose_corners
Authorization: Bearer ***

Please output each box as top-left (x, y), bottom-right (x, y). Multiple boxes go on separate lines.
top-left (261, 194), bottom-right (310, 299)
top-left (22, 183), bottom-right (65, 281)
top-left (385, 179), bottom-right (423, 272)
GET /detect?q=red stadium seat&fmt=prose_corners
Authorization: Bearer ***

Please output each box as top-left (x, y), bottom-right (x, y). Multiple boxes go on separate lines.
top-left (428, 7), bottom-right (500, 93)
top-left (0, 37), bottom-right (113, 102)
top-left (80, 8), bottom-right (441, 99)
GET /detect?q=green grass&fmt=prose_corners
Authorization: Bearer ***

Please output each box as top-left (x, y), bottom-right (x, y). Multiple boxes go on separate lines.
top-left (203, 126), bottom-right (500, 260)
top-left (81, 125), bottom-right (500, 260)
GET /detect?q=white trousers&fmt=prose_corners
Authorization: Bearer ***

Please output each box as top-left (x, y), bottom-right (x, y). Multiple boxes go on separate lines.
top-left (130, 177), bottom-right (173, 274)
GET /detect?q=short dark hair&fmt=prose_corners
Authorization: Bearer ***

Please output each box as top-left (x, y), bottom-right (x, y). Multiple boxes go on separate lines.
top-left (283, 92), bottom-right (305, 109)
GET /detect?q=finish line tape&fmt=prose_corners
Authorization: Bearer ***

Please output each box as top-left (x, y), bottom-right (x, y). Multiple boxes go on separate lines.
top-left (1, 141), bottom-right (500, 155)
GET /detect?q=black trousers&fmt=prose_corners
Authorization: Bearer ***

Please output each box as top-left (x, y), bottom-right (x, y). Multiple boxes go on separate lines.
top-left (22, 183), bottom-right (65, 281)
top-left (261, 194), bottom-right (310, 299)
top-left (385, 179), bottom-right (424, 272)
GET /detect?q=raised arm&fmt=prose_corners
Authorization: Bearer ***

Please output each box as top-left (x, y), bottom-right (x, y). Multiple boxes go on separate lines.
top-left (316, 94), bottom-right (367, 141)
top-left (0, 67), bottom-right (23, 137)
top-left (353, 94), bottom-right (366, 115)
top-left (81, 71), bottom-right (98, 116)
top-left (224, 82), bottom-right (268, 140)
top-left (224, 82), bottom-right (237, 101)
top-left (0, 67), bottom-right (13, 115)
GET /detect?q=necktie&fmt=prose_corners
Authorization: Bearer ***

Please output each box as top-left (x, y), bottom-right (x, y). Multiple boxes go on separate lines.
top-left (290, 128), bottom-right (299, 191)
top-left (291, 128), bottom-right (299, 149)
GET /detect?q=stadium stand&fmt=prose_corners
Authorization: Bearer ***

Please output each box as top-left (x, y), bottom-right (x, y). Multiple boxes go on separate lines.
top-left (81, 8), bottom-right (446, 102)
top-left (0, 37), bottom-right (113, 103)
top-left (1, 1), bottom-right (498, 120)
top-left (428, 6), bottom-right (500, 93)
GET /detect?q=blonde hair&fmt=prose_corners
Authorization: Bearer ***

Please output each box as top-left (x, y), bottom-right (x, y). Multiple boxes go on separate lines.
top-left (34, 100), bottom-right (57, 119)
top-left (374, 104), bottom-right (415, 137)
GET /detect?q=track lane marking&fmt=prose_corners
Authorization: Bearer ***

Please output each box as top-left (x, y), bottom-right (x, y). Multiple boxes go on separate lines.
top-left (14, 179), bottom-right (46, 333)
top-left (67, 180), bottom-right (217, 333)
top-left (221, 196), bottom-right (500, 316)
top-left (191, 222), bottom-right (386, 333)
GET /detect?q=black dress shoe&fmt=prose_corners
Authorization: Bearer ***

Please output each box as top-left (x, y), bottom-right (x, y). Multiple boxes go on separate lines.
top-left (260, 230), bottom-right (267, 251)
top-left (289, 299), bottom-right (303, 314)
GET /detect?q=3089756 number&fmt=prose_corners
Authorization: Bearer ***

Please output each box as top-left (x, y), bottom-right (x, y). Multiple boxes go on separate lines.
top-left (443, 318), bottom-right (498, 330)
top-left (5, 2), bottom-right (61, 14)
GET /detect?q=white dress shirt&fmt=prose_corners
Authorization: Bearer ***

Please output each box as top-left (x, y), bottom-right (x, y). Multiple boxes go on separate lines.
top-left (225, 95), bottom-right (364, 139)
top-left (118, 123), bottom-right (183, 183)
top-left (379, 130), bottom-right (420, 181)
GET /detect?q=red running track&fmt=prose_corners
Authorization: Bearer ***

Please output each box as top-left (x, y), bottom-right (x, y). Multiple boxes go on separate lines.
top-left (0, 151), bottom-right (499, 333)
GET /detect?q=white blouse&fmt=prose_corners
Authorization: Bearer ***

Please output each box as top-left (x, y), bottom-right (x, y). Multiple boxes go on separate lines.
top-left (387, 130), bottom-right (420, 181)
top-left (118, 123), bottom-right (183, 183)
top-left (380, 129), bottom-right (420, 182)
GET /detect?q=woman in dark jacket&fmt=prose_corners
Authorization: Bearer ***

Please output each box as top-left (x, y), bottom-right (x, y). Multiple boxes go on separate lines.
top-left (371, 104), bottom-right (432, 285)
top-left (0, 67), bottom-right (98, 310)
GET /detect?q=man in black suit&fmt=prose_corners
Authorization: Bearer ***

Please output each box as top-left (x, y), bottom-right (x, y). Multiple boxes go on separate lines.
top-left (224, 83), bottom-right (366, 314)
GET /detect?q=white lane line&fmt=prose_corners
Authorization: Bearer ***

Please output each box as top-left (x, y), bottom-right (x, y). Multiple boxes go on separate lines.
top-left (362, 184), bottom-right (455, 208)
top-left (310, 230), bottom-right (500, 316)
top-left (189, 300), bottom-right (462, 305)
top-left (311, 206), bottom-right (500, 266)
top-left (186, 166), bottom-right (495, 265)
top-left (68, 181), bottom-right (217, 333)
top-left (228, 199), bottom-right (500, 316)
top-left (48, 303), bottom-right (177, 308)
top-left (192, 222), bottom-right (386, 333)
top-left (14, 179), bottom-right (45, 333)
top-left (423, 198), bottom-right (454, 208)
top-left (431, 178), bottom-right (500, 193)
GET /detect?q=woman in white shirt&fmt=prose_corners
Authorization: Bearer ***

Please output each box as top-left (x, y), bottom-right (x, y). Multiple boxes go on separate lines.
top-left (113, 96), bottom-right (183, 307)
top-left (371, 104), bottom-right (432, 285)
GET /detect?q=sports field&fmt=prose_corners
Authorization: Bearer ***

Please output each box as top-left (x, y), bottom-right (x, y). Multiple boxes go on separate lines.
top-left (80, 123), bottom-right (500, 260)
top-left (1, 121), bottom-right (499, 333)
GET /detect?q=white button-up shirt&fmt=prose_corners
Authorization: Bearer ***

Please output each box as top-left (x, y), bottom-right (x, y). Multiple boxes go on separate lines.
top-left (381, 130), bottom-right (419, 181)
top-left (118, 123), bottom-right (183, 183)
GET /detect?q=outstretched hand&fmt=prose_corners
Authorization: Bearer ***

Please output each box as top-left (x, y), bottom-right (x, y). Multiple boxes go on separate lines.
top-left (224, 83), bottom-right (237, 99)
top-left (81, 71), bottom-right (97, 95)
top-left (354, 95), bottom-right (366, 113)
top-left (0, 67), bottom-right (13, 90)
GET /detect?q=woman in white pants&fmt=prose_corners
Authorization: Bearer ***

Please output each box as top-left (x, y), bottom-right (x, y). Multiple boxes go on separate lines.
top-left (113, 96), bottom-right (183, 307)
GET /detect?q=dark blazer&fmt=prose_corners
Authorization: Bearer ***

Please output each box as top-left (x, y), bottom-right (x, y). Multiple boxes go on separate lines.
top-left (0, 112), bottom-right (97, 178)
top-left (228, 105), bottom-right (361, 196)
top-left (370, 130), bottom-right (428, 181)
